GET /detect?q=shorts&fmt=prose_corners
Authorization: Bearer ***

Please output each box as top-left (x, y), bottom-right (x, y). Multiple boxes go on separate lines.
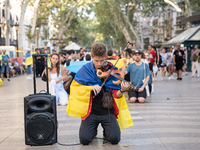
top-left (160, 65), bottom-right (167, 68)
top-left (183, 59), bottom-right (186, 64)
top-left (1, 64), bottom-right (9, 73)
top-left (175, 62), bottom-right (183, 71)
top-left (27, 65), bottom-right (32, 74)
top-left (128, 88), bottom-right (147, 99)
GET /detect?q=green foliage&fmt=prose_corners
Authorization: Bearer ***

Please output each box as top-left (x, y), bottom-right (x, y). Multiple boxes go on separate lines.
top-left (26, 27), bottom-right (36, 42)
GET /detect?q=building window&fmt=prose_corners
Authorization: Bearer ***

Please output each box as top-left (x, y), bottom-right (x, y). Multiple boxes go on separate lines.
top-left (2, 9), bottom-right (5, 18)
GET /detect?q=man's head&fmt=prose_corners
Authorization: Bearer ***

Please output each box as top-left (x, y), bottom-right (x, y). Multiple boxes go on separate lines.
top-left (148, 45), bottom-right (152, 51)
top-left (128, 43), bottom-right (133, 49)
top-left (194, 45), bottom-right (199, 50)
top-left (2, 50), bottom-right (6, 54)
top-left (52, 49), bottom-right (56, 54)
top-left (86, 54), bottom-right (91, 61)
top-left (132, 50), bottom-right (142, 62)
top-left (84, 47), bottom-right (87, 52)
top-left (69, 50), bottom-right (75, 57)
top-left (176, 43), bottom-right (180, 50)
top-left (91, 43), bottom-right (107, 69)
top-left (58, 51), bottom-right (66, 62)
top-left (107, 50), bottom-right (113, 57)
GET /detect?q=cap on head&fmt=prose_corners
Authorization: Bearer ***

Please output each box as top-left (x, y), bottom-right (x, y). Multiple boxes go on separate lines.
top-left (132, 50), bottom-right (142, 55)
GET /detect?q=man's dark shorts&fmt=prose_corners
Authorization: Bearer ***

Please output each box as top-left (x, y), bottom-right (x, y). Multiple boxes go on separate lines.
top-left (175, 62), bottom-right (183, 71)
top-left (128, 88), bottom-right (147, 99)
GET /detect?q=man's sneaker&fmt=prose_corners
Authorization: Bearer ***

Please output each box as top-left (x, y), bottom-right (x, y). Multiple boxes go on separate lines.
top-left (177, 78), bottom-right (180, 80)
top-left (168, 77), bottom-right (171, 80)
top-left (180, 78), bottom-right (182, 80)
top-left (7, 78), bottom-right (10, 81)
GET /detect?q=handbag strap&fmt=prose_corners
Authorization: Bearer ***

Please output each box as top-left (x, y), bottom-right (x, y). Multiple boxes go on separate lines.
top-left (144, 62), bottom-right (146, 78)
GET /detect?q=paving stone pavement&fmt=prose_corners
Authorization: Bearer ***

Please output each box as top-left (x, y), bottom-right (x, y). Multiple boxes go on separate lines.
top-left (0, 73), bottom-right (200, 150)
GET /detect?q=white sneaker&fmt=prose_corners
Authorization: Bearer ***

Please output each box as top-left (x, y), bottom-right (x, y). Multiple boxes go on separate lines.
top-left (168, 77), bottom-right (171, 80)
top-left (161, 78), bottom-right (164, 80)
top-left (171, 76), bottom-right (174, 79)
top-left (27, 76), bottom-right (32, 80)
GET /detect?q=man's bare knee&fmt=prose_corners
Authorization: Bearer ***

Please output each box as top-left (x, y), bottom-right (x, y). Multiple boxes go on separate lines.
top-left (138, 97), bottom-right (146, 103)
top-left (129, 97), bottom-right (137, 103)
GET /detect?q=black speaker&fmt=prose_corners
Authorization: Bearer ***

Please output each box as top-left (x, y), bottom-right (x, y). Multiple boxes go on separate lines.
top-left (24, 54), bottom-right (57, 146)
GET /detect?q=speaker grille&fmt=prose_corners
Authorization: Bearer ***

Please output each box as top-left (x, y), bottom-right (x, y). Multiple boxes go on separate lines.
top-left (27, 115), bottom-right (54, 144)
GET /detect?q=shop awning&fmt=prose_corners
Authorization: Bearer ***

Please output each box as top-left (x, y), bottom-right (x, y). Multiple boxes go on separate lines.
top-left (162, 25), bottom-right (200, 47)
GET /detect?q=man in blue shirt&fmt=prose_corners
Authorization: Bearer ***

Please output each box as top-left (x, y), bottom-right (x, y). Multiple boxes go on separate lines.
top-left (122, 50), bottom-right (150, 103)
top-left (0, 50), bottom-right (10, 81)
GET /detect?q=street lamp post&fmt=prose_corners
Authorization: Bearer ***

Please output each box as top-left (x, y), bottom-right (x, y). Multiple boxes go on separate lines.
top-left (49, 35), bottom-right (59, 52)
top-left (14, 24), bottom-right (19, 57)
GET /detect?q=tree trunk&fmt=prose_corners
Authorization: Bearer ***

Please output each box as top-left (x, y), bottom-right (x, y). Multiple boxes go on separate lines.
top-left (31, 0), bottom-right (40, 37)
top-left (122, 11), bottom-right (143, 49)
top-left (113, 13), bottom-right (132, 42)
top-left (5, 0), bottom-right (10, 46)
top-left (136, 11), bottom-right (144, 50)
top-left (18, 0), bottom-right (30, 50)
top-left (58, 3), bottom-right (78, 39)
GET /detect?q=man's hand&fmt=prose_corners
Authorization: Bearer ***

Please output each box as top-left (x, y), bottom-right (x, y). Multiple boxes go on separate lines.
top-left (174, 62), bottom-right (176, 65)
top-left (138, 86), bottom-right (144, 92)
top-left (62, 74), bottom-right (68, 81)
top-left (123, 59), bottom-right (127, 65)
top-left (4, 63), bottom-right (7, 66)
top-left (92, 85), bottom-right (101, 96)
top-left (121, 82), bottom-right (129, 91)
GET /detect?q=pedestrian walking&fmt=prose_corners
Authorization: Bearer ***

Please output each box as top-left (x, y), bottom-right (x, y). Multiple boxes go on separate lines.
top-left (191, 45), bottom-right (200, 77)
top-left (167, 47), bottom-right (174, 80)
top-left (0, 50), bottom-right (10, 81)
top-left (160, 48), bottom-right (167, 80)
top-left (173, 43), bottom-right (185, 80)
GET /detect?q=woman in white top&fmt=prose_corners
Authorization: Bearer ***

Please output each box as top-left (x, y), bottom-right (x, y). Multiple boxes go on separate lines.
top-left (160, 48), bottom-right (168, 80)
top-left (48, 53), bottom-right (68, 105)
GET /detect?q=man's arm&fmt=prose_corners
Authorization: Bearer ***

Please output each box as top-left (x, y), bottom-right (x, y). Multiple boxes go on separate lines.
top-left (122, 59), bottom-right (128, 75)
top-left (173, 55), bottom-right (176, 65)
top-left (138, 76), bottom-right (150, 92)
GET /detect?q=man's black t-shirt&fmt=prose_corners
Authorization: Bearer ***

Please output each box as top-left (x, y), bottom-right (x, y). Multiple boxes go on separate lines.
top-left (173, 50), bottom-right (184, 63)
top-left (106, 57), bottom-right (115, 60)
top-left (91, 81), bottom-right (114, 115)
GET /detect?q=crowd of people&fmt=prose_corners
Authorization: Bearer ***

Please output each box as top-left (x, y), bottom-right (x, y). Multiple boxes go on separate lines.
top-left (0, 42), bottom-right (200, 106)
top-left (0, 50), bottom-right (26, 81)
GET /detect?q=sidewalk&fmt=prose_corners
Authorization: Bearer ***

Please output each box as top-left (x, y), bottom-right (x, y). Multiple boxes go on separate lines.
top-left (0, 73), bottom-right (200, 150)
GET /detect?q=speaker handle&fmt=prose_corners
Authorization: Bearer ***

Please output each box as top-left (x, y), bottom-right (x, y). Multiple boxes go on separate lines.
top-left (45, 55), bottom-right (49, 94)
top-left (32, 54), bottom-right (49, 94)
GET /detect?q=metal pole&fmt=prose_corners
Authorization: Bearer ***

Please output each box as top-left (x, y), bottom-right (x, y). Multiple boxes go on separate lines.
top-left (17, 30), bottom-right (19, 57)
